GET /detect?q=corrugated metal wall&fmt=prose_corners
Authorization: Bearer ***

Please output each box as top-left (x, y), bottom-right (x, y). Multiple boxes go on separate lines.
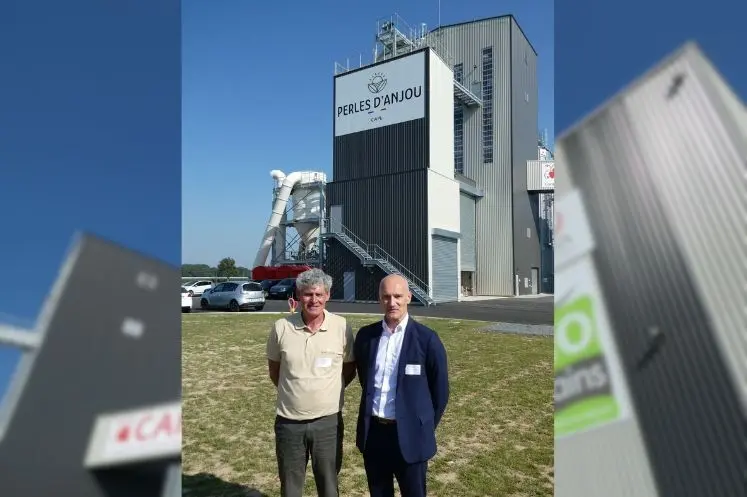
top-left (326, 169), bottom-right (429, 285)
top-left (431, 235), bottom-right (459, 302)
top-left (538, 192), bottom-right (554, 293)
top-left (324, 239), bottom-right (387, 302)
top-left (555, 44), bottom-right (746, 497)
top-left (428, 16), bottom-right (539, 296)
top-left (526, 160), bottom-right (554, 191)
top-left (510, 20), bottom-right (542, 296)
top-left (332, 118), bottom-right (428, 181)
top-left (459, 193), bottom-right (476, 270)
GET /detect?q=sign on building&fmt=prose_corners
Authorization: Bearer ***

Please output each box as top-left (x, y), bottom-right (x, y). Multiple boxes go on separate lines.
top-left (0, 233), bottom-right (181, 496)
top-left (334, 50), bottom-right (425, 137)
top-left (541, 161), bottom-right (555, 189)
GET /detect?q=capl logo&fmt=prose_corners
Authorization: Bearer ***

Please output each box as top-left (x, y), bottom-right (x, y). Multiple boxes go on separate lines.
top-left (554, 295), bottom-right (620, 437)
top-left (368, 72), bottom-right (387, 93)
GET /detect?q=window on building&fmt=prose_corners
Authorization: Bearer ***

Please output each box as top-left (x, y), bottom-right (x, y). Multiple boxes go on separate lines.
top-left (454, 63), bottom-right (464, 84)
top-left (454, 107), bottom-right (464, 174)
top-left (482, 47), bottom-right (493, 164)
top-left (453, 63), bottom-right (464, 175)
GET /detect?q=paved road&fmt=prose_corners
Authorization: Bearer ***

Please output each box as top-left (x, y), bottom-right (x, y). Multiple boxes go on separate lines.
top-left (189, 296), bottom-right (553, 325)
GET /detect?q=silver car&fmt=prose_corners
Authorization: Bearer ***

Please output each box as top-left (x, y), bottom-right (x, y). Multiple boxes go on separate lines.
top-left (200, 281), bottom-right (265, 312)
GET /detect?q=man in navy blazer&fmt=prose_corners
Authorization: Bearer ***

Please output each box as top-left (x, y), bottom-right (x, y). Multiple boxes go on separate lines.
top-left (353, 274), bottom-right (449, 497)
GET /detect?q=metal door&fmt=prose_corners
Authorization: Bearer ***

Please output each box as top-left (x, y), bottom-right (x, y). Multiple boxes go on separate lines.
top-left (330, 205), bottom-right (342, 234)
top-left (431, 236), bottom-right (459, 302)
top-left (343, 271), bottom-right (355, 302)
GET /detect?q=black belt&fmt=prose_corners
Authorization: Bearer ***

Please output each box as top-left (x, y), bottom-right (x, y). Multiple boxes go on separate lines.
top-left (372, 416), bottom-right (396, 425)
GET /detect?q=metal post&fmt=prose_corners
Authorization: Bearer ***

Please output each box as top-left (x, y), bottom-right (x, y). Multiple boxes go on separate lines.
top-left (0, 325), bottom-right (41, 350)
top-left (161, 462), bottom-right (181, 497)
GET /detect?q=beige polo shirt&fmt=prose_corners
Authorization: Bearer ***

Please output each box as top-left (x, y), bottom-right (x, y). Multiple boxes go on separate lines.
top-left (266, 310), bottom-right (354, 420)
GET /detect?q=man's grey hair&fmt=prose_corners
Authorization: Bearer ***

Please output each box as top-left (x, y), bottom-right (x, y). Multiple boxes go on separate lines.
top-left (296, 268), bottom-right (333, 293)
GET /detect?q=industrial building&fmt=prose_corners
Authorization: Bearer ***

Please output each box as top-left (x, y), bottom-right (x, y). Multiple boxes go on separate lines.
top-left (252, 14), bottom-right (554, 304)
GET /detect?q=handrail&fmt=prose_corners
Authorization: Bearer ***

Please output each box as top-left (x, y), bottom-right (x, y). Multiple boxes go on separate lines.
top-left (336, 224), bottom-right (372, 258)
top-left (368, 244), bottom-right (430, 293)
top-left (324, 218), bottom-right (431, 294)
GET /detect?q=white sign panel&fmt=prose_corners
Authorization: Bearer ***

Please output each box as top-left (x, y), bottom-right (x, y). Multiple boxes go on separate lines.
top-left (334, 51), bottom-right (425, 137)
top-left (554, 187), bottom-right (633, 439)
top-left (554, 189), bottom-right (595, 270)
top-left (541, 161), bottom-right (555, 189)
top-left (555, 257), bottom-right (633, 439)
top-left (84, 401), bottom-right (181, 468)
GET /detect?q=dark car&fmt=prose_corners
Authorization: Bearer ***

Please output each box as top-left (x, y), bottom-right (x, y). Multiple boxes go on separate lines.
top-left (268, 278), bottom-right (297, 299)
top-left (260, 279), bottom-right (281, 297)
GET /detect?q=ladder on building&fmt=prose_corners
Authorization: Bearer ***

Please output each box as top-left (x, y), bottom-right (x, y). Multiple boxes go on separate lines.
top-left (323, 221), bottom-right (436, 306)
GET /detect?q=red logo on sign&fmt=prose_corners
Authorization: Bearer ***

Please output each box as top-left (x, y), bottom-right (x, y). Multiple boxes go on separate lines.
top-left (115, 410), bottom-right (181, 444)
top-left (543, 164), bottom-right (555, 181)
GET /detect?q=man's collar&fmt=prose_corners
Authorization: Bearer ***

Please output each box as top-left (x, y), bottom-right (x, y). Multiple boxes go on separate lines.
top-left (293, 309), bottom-right (329, 332)
top-left (382, 313), bottom-right (409, 334)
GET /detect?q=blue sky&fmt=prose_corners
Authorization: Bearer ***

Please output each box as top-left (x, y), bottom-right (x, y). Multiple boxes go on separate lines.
top-left (182, 0), bottom-right (554, 268)
top-left (0, 2), bottom-right (180, 406)
top-left (556, 0), bottom-right (746, 133)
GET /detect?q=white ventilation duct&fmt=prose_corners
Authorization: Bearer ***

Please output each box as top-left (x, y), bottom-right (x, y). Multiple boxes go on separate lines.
top-left (253, 170), bottom-right (305, 268)
top-left (253, 170), bottom-right (327, 268)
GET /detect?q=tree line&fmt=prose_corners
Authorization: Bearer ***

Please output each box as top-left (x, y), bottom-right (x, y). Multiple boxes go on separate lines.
top-left (182, 257), bottom-right (252, 278)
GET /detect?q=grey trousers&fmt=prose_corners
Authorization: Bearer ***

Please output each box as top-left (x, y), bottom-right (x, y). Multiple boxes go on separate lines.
top-left (274, 412), bottom-right (344, 497)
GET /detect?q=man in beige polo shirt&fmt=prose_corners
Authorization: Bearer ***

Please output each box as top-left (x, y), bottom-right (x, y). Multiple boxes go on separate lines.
top-left (266, 268), bottom-right (356, 497)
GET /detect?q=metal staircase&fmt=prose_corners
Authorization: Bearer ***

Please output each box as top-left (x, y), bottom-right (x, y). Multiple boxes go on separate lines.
top-left (323, 221), bottom-right (436, 306)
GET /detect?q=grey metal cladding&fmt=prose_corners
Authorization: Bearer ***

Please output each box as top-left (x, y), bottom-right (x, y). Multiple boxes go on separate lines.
top-left (0, 234), bottom-right (179, 495)
top-left (325, 241), bottom-right (387, 302)
top-left (333, 118), bottom-right (428, 181)
top-left (326, 169), bottom-right (429, 284)
top-left (510, 19), bottom-right (541, 295)
top-left (431, 235), bottom-right (459, 302)
top-left (526, 160), bottom-right (551, 191)
top-left (559, 100), bottom-right (744, 496)
top-left (432, 16), bottom-right (521, 296)
top-left (459, 192), bottom-right (476, 270)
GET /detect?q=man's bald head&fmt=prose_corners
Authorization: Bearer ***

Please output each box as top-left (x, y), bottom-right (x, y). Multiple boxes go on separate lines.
top-left (379, 274), bottom-right (409, 293)
top-left (379, 274), bottom-right (411, 326)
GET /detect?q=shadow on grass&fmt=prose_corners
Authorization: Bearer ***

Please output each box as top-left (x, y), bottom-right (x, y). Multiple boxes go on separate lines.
top-left (183, 473), bottom-right (269, 497)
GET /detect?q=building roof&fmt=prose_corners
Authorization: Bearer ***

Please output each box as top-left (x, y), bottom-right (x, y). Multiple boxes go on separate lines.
top-left (429, 14), bottom-right (538, 57)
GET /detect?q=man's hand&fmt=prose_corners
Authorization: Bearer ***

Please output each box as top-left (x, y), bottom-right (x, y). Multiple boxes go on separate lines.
top-left (343, 362), bottom-right (356, 387)
top-left (268, 360), bottom-right (280, 387)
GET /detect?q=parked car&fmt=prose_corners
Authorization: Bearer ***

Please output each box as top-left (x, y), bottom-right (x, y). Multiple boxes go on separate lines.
top-left (260, 279), bottom-right (281, 297)
top-left (268, 278), bottom-right (297, 299)
top-left (200, 281), bottom-right (265, 312)
top-left (181, 287), bottom-right (192, 313)
top-left (182, 280), bottom-right (213, 296)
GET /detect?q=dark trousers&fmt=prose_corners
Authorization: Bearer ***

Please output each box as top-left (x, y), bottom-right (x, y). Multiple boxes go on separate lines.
top-left (274, 412), bottom-right (343, 497)
top-left (363, 419), bottom-right (428, 497)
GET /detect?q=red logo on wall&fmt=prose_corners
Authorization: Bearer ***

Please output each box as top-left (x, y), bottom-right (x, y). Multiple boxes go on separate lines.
top-left (543, 163), bottom-right (555, 182)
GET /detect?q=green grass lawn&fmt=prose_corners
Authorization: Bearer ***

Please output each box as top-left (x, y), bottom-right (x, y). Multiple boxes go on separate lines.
top-left (182, 313), bottom-right (553, 497)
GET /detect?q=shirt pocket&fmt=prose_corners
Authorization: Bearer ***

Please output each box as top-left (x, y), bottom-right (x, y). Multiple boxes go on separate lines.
top-left (316, 349), bottom-right (343, 370)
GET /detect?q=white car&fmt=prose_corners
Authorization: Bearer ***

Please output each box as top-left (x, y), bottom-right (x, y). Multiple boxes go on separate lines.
top-left (181, 287), bottom-right (192, 313)
top-left (182, 280), bottom-right (213, 296)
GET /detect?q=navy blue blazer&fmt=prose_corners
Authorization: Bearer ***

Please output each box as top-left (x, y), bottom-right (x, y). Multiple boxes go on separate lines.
top-left (354, 317), bottom-right (449, 464)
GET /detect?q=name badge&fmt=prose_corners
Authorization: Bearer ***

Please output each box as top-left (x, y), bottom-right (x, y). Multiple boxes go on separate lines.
top-left (405, 364), bottom-right (421, 375)
top-left (315, 357), bottom-right (333, 368)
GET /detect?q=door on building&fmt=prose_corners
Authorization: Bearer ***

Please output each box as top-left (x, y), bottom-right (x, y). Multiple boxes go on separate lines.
top-left (432, 235), bottom-right (459, 302)
top-left (330, 205), bottom-right (342, 234)
top-left (530, 267), bottom-right (539, 295)
top-left (343, 271), bottom-right (355, 302)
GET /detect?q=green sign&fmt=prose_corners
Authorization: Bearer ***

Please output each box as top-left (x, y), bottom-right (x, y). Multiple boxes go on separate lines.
top-left (555, 295), bottom-right (621, 437)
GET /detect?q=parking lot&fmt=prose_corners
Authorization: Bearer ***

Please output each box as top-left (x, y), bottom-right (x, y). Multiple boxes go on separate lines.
top-left (187, 294), bottom-right (554, 325)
